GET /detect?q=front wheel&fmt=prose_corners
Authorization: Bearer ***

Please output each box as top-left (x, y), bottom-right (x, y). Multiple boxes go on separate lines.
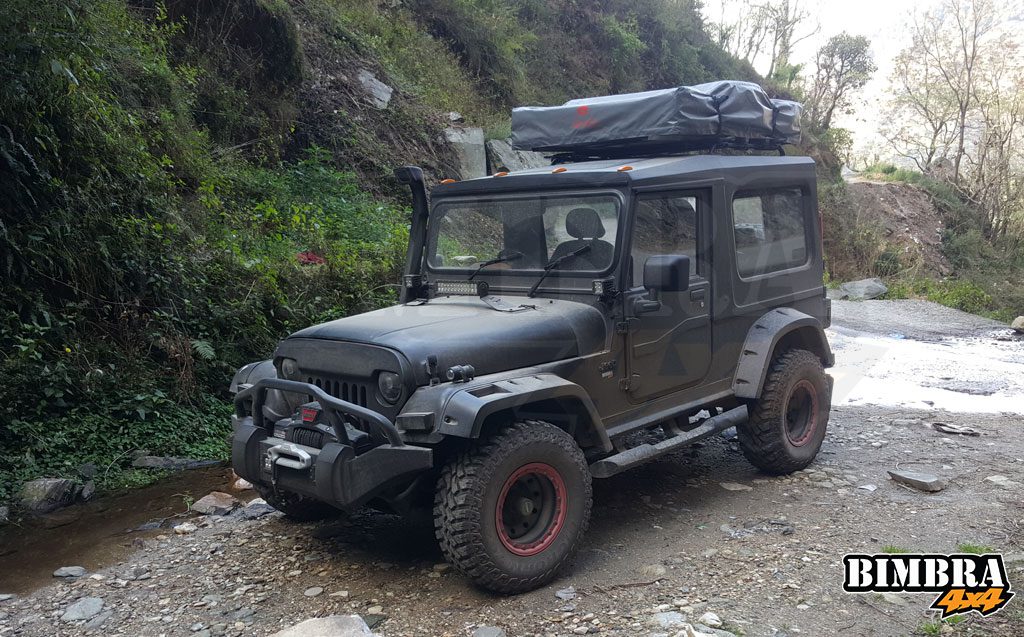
top-left (434, 421), bottom-right (592, 594)
top-left (738, 348), bottom-right (831, 475)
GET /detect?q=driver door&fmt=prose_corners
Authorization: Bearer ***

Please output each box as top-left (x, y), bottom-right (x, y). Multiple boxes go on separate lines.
top-left (624, 190), bottom-right (712, 402)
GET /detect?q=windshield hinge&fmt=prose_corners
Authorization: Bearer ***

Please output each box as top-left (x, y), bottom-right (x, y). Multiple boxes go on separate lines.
top-left (615, 318), bottom-right (638, 334)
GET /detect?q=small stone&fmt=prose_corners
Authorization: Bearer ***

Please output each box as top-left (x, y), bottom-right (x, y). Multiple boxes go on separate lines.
top-left (0, 594), bottom-right (16, 603)
top-left (191, 492), bottom-right (239, 516)
top-left (719, 482), bottom-right (752, 491)
top-left (881, 592), bottom-right (907, 606)
top-left (241, 499), bottom-right (276, 519)
top-left (887, 470), bottom-right (946, 492)
top-left (303, 587), bottom-right (324, 597)
top-left (651, 611), bottom-right (687, 628)
top-left (473, 627), bottom-right (507, 637)
top-left (890, 418), bottom-right (922, 427)
top-left (555, 586), bottom-right (577, 601)
top-left (329, 590), bottom-right (350, 598)
top-left (270, 615), bottom-right (374, 637)
top-left (53, 566), bottom-right (87, 578)
top-left (432, 563), bottom-right (451, 573)
top-left (698, 612), bottom-right (722, 628)
top-left (174, 522), bottom-right (198, 535)
top-left (367, 605), bottom-right (383, 614)
top-left (858, 484), bottom-right (878, 492)
top-left (986, 475), bottom-right (1021, 489)
top-left (61, 597), bottom-right (104, 622)
top-left (84, 611), bottom-right (113, 630)
top-left (191, 623), bottom-right (206, 632)
top-left (796, 603), bottom-right (810, 610)
top-left (640, 564), bottom-right (668, 579)
top-left (232, 478), bottom-right (253, 491)
top-left (79, 481), bottom-right (96, 502)
top-left (77, 462), bottom-right (98, 479)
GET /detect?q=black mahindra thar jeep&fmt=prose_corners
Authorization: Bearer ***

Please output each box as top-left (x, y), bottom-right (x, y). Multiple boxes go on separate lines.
top-left (231, 81), bottom-right (833, 593)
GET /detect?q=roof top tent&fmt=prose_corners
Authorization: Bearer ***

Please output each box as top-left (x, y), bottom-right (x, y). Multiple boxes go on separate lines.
top-left (509, 80), bottom-right (801, 162)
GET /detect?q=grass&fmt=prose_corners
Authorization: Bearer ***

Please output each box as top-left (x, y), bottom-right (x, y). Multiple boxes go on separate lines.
top-left (882, 544), bottom-right (911, 554)
top-left (956, 542), bottom-right (995, 554)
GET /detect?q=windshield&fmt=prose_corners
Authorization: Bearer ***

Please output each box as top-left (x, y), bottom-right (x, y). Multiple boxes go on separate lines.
top-left (427, 194), bottom-right (620, 274)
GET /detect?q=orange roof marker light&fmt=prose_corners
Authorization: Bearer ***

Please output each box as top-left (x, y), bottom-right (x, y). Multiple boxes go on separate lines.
top-left (617, 165), bottom-right (634, 172)
top-left (439, 178), bottom-right (457, 184)
top-left (551, 167), bottom-right (568, 173)
top-left (494, 171), bottom-right (509, 177)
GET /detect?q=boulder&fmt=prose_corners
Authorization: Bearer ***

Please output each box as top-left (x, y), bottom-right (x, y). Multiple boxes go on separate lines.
top-left (443, 127), bottom-right (487, 180)
top-left (486, 139), bottom-right (548, 173)
top-left (191, 491), bottom-right (239, 516)
top-left (241, 498), bottom-right (277, 519)
top-left (20, 478), bottom-right (78, 513)
top-left (270, 615), bottom-right (375, 637)
top-left (837, 277), bottom-right (888, 301)
top-left (1012, 316), bottom-right (1024, 333)
top-left (61, 597), bottom-right (104, 622)
top-left (357, 70), bottom-right (393, 109)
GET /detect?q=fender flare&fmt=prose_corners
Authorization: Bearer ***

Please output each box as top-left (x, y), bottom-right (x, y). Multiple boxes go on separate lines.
top-left (732, 307), bottom-right (834, 400)
top-left (405, 372), bottom-right (611, 452)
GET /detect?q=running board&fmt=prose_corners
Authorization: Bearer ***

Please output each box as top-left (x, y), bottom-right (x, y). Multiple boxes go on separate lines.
top-left (589, 405), bottom-right (748, 478)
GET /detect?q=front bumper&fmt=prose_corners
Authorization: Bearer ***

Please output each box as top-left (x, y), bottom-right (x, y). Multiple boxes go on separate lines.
top-left (232, 378), bottom-right (432, 509)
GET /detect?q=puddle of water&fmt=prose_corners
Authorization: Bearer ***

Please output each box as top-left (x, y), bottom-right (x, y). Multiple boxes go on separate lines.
top-left (828, 327), bottom-right (1024, 414)
top-left (0, 467), bottom-right (238, 595)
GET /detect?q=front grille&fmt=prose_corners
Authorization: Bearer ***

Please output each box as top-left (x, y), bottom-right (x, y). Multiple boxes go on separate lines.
top-left (291, 427), bottom-right (325, 449)
top-left (307, 375), bottom-right (370, 408)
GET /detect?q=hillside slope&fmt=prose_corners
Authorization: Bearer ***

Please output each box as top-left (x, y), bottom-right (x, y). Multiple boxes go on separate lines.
top-left (0, 0), bottom-right (757, 504)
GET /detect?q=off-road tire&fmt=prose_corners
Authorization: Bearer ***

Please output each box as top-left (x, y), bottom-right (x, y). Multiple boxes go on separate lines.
top-left (738, 348), bottom-right (830, 475)
top-left (434, 421), bottom-right (592, 594)
top-left (254, 484), bottom-right (341, 522)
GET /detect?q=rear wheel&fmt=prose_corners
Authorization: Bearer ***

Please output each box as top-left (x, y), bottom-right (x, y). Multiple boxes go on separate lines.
top-left (254, 484), bottom-right (341, 522)
top-left (434, 421), bottom-right (592, 594)
top-left (738, 348), bottom-right (831, 475)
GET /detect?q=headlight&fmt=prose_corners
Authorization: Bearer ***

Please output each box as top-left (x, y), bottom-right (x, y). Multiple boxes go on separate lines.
top-left (280, 358), bottom-right (299, 379)
top-left (377, 371), bottom-right (403, 404)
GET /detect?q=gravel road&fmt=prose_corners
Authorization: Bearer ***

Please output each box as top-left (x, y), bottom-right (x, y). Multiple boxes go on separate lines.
top-left (1, 301), bottom-right (1022, 637)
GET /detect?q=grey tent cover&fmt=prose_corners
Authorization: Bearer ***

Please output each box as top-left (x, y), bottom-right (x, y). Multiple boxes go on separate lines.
top-left (511, 81), bottom-right (801, 153)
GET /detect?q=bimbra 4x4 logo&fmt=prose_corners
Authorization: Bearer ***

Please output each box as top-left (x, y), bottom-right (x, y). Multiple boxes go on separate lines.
top-left (843, 553), bottom-right (1015, 618)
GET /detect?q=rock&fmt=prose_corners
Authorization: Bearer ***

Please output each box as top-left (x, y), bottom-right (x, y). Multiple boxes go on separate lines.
top-left (0, 505), bottom-right (8, 525)
top-left (0, 594), bottom-right (16, 603)
top-left (366, 605), bottom-right (384, 614)
top-left (131, 456), bottom-right (219, 470)
top-left (858, 484), bottom-right (878, 492)
top-left (887, 470), bottom-right (946, 492)
top-left (19, 478), bottom-right (78, 513)
top-left (84, 610), bottom-right (113, 630)
top-left (719, 482), bottom-right (752, 491)
top-left (76, 462), bottom-right (98, 479)
top-left (241, 498), bottom-right (276, 519)
top-left (837, 277), bottom-right (888, 301)
top-left (932, 422), bottom-right (980, 436)
top-left (651, 611), bottom-right (687, 629)
top-left (698, 612), bottom-right (722, 628)
top-left (61, 597), bottom-right (104, 622)
top-left (555, 586), bottom-right (577, 601)
top-left (985, 475), bottom-right (1021, 489)
top-left (473, 627), bottom-right (507, 637)
top-left (303, 587), bottom-right (323, 597)
top-left (191, 491), bottom-right (239, 516)
top-left (1012, 316), bottom-right (1024, 333)
top-left (881, 592), bottom-right (907, 606)
top-left (79, 481), bottom-right (96, 502)
top-left (486, 139), bottom-right (548, 173)
top-left (443, 127), bottom-right (487, 180)
top-left (53, 566), bottom-right (87, 578)
top-left (639, 564), bottom-right (668, 579)
top-left (362, 614), bottom-right (387, 630)
top-left (448, 111), bottom-right (464, 123)
top-left (270, 615), bottom-right (374, 637)
top-left (174, 522), bottom-right (198, 535)
top-left (357, 69), bottom-right (393, 109)
top-left (232, 477), bottom-right (253, 491)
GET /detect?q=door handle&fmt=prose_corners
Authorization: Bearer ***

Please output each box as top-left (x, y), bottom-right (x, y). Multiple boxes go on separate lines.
top-left (689, 289), bottom-right (706, 301)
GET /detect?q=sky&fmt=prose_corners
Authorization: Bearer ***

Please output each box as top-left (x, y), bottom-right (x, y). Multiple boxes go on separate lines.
top-left (701, 0), bottom-right (930, 160)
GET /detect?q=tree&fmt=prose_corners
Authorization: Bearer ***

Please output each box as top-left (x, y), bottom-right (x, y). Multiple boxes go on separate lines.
top-left (805, 32), bottom-right (875, 131)
top-left (707, 0), bottom-right (816, 79)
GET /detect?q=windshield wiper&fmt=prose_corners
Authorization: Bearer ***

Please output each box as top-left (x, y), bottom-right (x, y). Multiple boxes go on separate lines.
top-left (468, 250), bottom-right (524, 280)
top-left (527, 243), bottom-right (592, 298)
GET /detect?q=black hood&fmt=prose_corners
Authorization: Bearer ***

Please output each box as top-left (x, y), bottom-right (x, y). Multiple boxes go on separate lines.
top-left (287, 296), bottom-right (607, 384)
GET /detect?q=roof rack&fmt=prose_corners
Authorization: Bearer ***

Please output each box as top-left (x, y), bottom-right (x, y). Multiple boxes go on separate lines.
top-left (547, 137), bottom-right (787, 164)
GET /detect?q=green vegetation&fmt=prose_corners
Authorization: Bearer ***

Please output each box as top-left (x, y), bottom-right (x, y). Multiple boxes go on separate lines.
top-left (881, 544), bottom-right (911, 554)
top-left (956, 542), bottom-right (995, 554)
top-left (0, 0), bottom-right (755, 506)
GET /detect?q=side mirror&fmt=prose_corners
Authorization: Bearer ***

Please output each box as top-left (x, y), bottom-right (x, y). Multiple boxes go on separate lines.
top-left (643, 255), bottom-right (690, 292)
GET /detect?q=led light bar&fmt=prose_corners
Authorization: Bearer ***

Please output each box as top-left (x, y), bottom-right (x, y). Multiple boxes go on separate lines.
top-left (435, 280), bottom-right (481, 296)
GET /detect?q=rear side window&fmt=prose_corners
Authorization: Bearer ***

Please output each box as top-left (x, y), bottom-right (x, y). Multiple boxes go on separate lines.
top-left (732, 187), bottom-right (808, 277)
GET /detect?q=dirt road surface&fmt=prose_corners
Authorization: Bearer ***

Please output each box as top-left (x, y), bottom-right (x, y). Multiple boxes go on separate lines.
top-left (1, 300), bottom-right (1022, 637)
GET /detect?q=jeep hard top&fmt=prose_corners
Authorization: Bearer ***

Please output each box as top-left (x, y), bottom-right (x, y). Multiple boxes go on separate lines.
top-left (231, 82), bottom-right (834, 593)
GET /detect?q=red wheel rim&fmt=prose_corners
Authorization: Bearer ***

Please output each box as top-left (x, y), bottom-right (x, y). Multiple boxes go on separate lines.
top-left (785, 379), bottom-right (819, 446)
top-left (495, 462), bottom-right (567, 557)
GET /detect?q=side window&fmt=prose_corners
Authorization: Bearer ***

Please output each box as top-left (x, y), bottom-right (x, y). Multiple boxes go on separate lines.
top-left (732, 187), bottom-right (808, 277)
top-left (632, 195), bottom-right (699, 287)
